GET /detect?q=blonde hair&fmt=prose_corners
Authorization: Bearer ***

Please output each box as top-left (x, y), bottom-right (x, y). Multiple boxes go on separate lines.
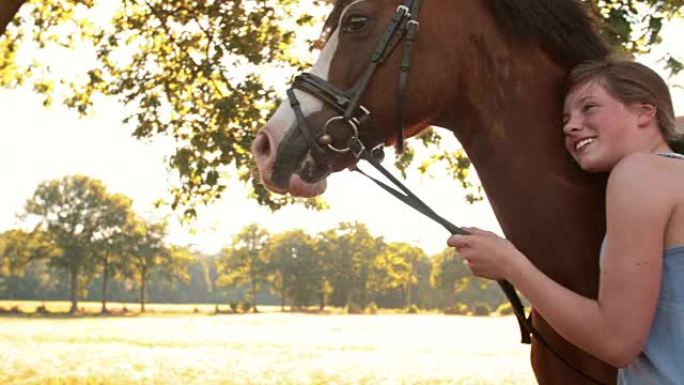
top-left (565, 59), bottom-right (684, 153)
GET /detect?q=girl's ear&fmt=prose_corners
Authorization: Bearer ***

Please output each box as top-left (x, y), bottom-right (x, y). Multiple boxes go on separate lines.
top-left (636, 103), bottom-right (657, 128)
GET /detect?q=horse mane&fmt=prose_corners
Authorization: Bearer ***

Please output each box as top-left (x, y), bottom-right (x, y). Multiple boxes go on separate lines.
top-left (483, 0), bottom-right (610, 65)
top-left (319, 0), bottom-right (610, 65)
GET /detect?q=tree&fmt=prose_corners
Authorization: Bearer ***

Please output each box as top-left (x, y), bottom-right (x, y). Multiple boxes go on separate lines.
top-left (373, 242), bottom-right (425, 309)
top-left (0, 0), bottom-right (326, 217)
top-left (430, 248), bottom-right (471, 311)
top-left (0, 0), bottom-right (23, 36)
top-left (266, 231), bottom-right (295, 311)
top-left (1, 0), bottom-right (681, 215)
top-left (0, 230), bottom-right (48, 277)
top-left (173, 252), bottom-right (215, 303)
top-left (91, 193), bottom-right (134, 313)
top-left (267, 229), bottom-right (322, 310)
top-left (285, 231), bottom-right (323, 309)
top-left (217, 224), bottom-right (270, 312)
top-left (316, 222), bottom-right (382, 309)
top-left (157, 245), bottom-right (194, 293)
top-left (0, 228), bottom-right (60, 295)
top-left (23, 175), bottom-right (119, 313)
top-left (122, 216), bottom-right (172, 312)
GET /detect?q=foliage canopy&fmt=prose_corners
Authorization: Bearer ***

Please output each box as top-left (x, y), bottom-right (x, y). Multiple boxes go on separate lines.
top-left (0, 0), bottom-right (682, 216)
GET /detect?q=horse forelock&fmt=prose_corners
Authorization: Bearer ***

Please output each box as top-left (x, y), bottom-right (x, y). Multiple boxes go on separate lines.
top-left (482, 0), bottom-right (610, 66)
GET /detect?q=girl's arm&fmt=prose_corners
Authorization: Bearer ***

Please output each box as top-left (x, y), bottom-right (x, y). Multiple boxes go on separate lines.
top-left (450, 153), bottom-right (671, 366)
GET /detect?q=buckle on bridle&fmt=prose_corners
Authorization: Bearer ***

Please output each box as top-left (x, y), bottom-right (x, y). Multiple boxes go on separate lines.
top-left (370, 143), bottom-right (385, 161)
top-left (349, 137), bottom-right (366, 159)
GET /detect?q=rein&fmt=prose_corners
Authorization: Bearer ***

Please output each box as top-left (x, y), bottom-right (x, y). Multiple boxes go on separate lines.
top-left (353, 151), bottom-right (606, 385)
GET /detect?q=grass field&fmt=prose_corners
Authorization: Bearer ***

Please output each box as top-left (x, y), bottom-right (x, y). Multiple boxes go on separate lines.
top-left (0, 301), bottom-right (535, 385)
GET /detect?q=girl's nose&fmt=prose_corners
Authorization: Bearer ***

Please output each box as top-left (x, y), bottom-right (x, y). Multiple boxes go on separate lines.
top-left (562, 115), bottom-right (581, 135)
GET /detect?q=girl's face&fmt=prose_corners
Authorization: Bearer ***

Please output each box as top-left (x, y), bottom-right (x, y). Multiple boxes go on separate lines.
top-left (562, 80), bottom-right (643, 172)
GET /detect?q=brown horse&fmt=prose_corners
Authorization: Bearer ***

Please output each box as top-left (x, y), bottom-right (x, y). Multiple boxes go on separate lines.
top-left (252, 0), bottom-right (615, 384)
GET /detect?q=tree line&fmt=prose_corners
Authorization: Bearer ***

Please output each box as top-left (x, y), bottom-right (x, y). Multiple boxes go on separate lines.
top-left (1, 175), bottom-right (510, 315)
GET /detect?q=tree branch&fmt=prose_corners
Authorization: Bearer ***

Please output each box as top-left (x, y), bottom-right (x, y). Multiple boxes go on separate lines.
top-left (0, 0), bottom-right (26, 37)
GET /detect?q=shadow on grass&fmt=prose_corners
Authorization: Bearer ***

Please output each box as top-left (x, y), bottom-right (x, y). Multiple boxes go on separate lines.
top-left (0, 306), bottom-right (144, 318)
top-left (0, 303), bottom-right (275, 318)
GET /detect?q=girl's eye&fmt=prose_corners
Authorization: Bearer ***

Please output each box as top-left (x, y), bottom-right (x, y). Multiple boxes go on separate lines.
top-left (343, 15), bottom-right (370, 33)
top-left (582, 104), bottom-right (597, 112)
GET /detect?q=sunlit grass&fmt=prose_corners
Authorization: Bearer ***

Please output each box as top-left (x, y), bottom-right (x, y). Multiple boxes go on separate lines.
top-left (0, 302), bottom-right (535, 385)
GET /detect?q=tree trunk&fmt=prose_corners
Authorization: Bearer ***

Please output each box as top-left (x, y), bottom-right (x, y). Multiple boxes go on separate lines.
top-left (405, 281), bottom-right (413, 309)
top-left (0, 0), bottom-right (26, 36)
top-left (100, 256), bottom-right (109, 313)
top-left (139, 268), bottom-right (146, 313)
top-left (250, 274), bottom-right (258, 313)
top-left (345, 288), bottom-right (353, 308)
top-left (448, 287), bottom-right (455, 308)
top-left (69, 266), bottom-right (79, 314)
top-left (280, 275), bottom-right (286, 311)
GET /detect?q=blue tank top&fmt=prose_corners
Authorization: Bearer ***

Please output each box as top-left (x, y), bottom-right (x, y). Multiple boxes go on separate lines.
top-left (617, 245), bottom-right (684, 384)
top-left (605, 152), bottom-right (684, 384)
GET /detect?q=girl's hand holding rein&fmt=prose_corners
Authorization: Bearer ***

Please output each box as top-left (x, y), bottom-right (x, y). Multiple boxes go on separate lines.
top-left (447, 227), bottom-right (528, 281)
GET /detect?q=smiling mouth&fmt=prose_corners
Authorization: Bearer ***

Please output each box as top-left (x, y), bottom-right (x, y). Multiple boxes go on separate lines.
top-left (575, 137), bottom-right (596, 152)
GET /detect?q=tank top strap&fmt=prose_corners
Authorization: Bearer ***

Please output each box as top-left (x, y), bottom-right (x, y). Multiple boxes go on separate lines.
top-left (656, 152), bottom-right (684, 159)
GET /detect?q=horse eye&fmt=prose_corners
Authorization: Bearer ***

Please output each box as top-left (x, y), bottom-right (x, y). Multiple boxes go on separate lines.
top-left (343, 15), bottom-right (370, 33)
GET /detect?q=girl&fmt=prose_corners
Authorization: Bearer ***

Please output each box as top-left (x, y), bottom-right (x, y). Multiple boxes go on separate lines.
top-left (448, 59), bottom-right (684, 384)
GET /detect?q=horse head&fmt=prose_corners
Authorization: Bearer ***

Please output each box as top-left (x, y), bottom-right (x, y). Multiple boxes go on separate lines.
top-left (252, 0), bottom-right (462, 197)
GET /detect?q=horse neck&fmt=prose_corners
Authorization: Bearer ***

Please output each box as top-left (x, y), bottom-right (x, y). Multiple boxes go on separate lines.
top-left (443, 57), bottom-right (607, 295)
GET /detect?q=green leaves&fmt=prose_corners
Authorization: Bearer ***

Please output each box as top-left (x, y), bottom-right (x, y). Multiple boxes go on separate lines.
top-left (587, 0), bottom-right (683, 72)
top-left (0, 229), bottom-right (59, 277)
top-left (1, 0), bottom-right (321, 217)
top-left (0, 0), bottom-right (682, 216)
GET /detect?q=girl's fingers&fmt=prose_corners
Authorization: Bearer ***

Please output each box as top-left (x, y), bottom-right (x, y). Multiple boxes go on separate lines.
top-left (463, 226), bottom-right (477, 234)
top-left (465, 227), bottom-right (484, 237)
top-left (447, 234), bottom-right (467, 247)
top-left (465, 227), bottom-right (493, 236)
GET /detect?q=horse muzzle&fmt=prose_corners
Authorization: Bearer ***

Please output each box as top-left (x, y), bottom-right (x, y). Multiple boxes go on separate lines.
top-left (252, 122), bottom-right (334, 198)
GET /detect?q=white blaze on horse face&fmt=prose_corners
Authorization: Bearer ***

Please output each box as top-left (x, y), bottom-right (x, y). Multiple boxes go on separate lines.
top-left (266, 29), bottom-right (340, 143)
top-left (266, 0), bottom-right (367, 144)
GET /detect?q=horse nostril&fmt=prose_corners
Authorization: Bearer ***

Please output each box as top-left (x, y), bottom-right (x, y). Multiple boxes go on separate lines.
top-left (253, 132), bottom-right (271, 158)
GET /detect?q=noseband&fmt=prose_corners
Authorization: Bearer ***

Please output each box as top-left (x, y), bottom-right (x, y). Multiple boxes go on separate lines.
top-left (287, 0), bottom-right (422, 163)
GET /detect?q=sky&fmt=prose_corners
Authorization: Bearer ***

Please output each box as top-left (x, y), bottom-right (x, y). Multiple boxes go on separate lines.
top-left (1, 13), bottom-right (683, 257)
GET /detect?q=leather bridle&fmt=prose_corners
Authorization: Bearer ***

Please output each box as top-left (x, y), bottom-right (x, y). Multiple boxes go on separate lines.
top-left (287, 0), bottom-right (422, 162)
top-left (284, 2), bottom-right (606, 383)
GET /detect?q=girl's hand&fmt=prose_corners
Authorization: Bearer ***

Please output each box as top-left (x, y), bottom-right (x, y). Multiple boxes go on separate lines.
top-left (447, 227), bottom-right (526, 280)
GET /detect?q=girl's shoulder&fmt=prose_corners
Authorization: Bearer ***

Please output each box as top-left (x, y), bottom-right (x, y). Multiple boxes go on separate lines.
top-left (611, 152), bottom-right (684, 178)
top-left (608, 152), bottom-right (684, 204)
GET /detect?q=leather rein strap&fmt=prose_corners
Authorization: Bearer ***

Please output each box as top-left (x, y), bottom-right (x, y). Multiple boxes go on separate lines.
top-left (353, 152), bottom-right (606, 385)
